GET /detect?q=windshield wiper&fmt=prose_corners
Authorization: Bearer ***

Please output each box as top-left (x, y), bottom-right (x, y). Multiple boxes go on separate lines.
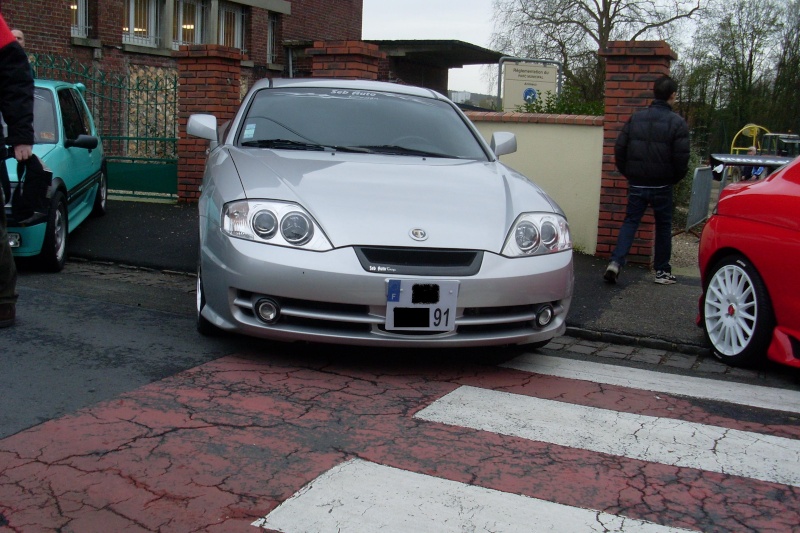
top-left (357, 145), bottom-right (454, 158)
top-left (241, 139), bottom-right (326, 151)
top-left (241, 139), bottom-right (373, 153)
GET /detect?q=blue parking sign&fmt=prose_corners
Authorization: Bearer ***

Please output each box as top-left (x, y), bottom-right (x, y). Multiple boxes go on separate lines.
top-left (523, 87), bottom-right (538, 103)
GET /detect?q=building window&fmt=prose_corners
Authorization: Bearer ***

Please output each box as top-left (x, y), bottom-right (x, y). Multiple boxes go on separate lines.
top-left (71, 0), bottom-right (89, 38)
top-left (123, 0), bottom-right (161, 47)
top-left (219, 1), bottom-right (246, 51)
top-left (173, 0), bottom-right (207, 49)
top-left (267, 12), bottom-right (278, 64)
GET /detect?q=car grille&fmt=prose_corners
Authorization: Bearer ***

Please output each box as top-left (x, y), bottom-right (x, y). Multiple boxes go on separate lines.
top-left (234, 290), bottom-right (564, 343)
top-left (354, 246), bottom-right (483, 276)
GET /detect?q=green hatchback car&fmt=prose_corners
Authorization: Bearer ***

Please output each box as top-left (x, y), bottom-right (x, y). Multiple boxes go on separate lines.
top-left (5, 79), bottom-right (106, 271)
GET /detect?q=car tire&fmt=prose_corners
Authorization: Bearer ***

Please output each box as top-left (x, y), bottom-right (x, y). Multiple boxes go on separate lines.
top-left (91, 164), bottom-right (108, 217)
top-left (702, 254), bottom-right (774, 367)
top-left (196, 265), bottom-right (219, 336)
top-left (38, 190), bottom-right (68, 272)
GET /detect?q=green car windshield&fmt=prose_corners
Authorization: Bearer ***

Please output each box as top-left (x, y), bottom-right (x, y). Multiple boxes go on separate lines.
top-left (33, 88), bottom-right (58, 145)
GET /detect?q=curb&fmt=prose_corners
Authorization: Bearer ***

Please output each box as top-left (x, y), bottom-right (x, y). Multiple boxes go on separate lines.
top-left (566, 326), bottom-right (709, 356)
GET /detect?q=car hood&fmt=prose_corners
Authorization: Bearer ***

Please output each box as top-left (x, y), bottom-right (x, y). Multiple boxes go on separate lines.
top-left (228, 148), bottom-right (557, 252)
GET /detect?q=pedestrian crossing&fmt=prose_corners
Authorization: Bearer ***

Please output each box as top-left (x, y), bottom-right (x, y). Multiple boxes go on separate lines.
top-left (253, 354), bottom-right (800, 532)
top-left (253, 458), bottom-right (695, 533)
top-left (503, 354), bottom-right (800, 414)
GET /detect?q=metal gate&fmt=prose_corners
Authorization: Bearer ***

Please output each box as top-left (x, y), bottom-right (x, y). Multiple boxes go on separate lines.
top-left (30, 54), bottom-right (179, 202)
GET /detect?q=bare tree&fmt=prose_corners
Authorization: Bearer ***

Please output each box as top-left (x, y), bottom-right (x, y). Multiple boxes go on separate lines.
top-left (770, 0), bottom-right (800, 132)
top-left (696, 0), bottom-right (783, 122)
top-left (491, 0), bottom-right (700, 101)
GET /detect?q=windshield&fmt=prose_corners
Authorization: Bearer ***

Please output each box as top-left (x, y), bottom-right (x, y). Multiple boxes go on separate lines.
top-left (34, 88), bottom-right (58, 144)
top-left (1, 87), bottom-right (58, 145)
top-left (236, 87), bottom-right (489, 160)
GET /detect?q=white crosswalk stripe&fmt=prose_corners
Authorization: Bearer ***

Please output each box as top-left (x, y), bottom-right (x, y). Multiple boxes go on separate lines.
top-left (252, 354), bottom-right (800, 532)
top-left (502, 354), bottom-right (800, 414)
top-left (252, 458), bottom-right (695, 533)
top-left (416, 385), bottom-right (800, 487)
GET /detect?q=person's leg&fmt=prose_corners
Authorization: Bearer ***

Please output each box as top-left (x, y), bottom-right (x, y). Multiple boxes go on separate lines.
top-left (0, 191), bottom-right (18, 327)
top-left (651, 187), bottom-right (674, 273)
top-left (610, 187), bottom-right (648, 266)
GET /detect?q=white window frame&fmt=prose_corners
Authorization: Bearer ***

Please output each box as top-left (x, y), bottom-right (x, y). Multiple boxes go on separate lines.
top-left (219, 1), bottom-right (246, 51)
top-left (122, 0), bottom-right (161, 48)
top-left (266, 11), bottom-right (278, 63)
top-left (173, 0), bottom-right (207, 49)
top-left (71, 0), bottom-right (89, 38)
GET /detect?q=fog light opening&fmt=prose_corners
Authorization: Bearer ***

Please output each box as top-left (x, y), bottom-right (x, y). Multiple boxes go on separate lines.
top-left (255, 298), bottom-right (280, 324)
top-left (535, 304), bottom-right (555, 328)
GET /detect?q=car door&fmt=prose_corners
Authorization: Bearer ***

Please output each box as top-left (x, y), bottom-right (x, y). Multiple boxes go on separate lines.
top-left (57, 88), bottom-right (99, 206)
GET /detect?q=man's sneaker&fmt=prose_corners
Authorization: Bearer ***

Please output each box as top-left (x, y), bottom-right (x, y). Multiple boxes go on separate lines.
top-left (0, 303), bottom-right (15, 328)
top-left (654, 271), bottom-right (677, 285)
top-left (604, 261), bottom-right (620, 283)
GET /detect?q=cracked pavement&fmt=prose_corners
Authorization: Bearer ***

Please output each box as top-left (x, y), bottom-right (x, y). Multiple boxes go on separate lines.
top-left (1, 349), bottom-right (799, 532)
top-left (2, 262), bottom-right (798, 532)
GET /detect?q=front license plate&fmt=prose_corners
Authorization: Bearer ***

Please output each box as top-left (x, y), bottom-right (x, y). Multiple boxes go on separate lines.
top-left (385, 279), bottom-right (459, 332)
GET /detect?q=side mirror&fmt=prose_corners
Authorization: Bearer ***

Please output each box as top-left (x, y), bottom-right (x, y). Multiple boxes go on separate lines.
top-left (64, 134), bottom-right (99, 150)
top-left (491, 132), bottom-right (517, 157)
top-left (188, 114), bottom-right (219, 142)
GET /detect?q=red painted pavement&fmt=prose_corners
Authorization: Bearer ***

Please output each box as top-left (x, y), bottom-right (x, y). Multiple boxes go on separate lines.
top-left (1, 351), bottom-right (798, 532)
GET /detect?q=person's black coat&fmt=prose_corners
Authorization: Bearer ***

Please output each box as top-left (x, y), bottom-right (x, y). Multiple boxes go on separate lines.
top-left (614, 100), bottom-right (690, 187)
top-left (0, 40), bottom-right (34, 148)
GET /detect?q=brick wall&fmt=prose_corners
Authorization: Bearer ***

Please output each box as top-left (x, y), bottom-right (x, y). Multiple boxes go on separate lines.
top-left (282, 0), bottom-right (363, 41)
top-left (596, 41), bottom-right (676, 264)
top-left (2, 0), bottom-right (77, 57)
top-left (3, 0), bottom-right (362, 85)
top-left (175, 45), bottom-right (242, 202)
top-left (307, 41), bottom-right (383, 79)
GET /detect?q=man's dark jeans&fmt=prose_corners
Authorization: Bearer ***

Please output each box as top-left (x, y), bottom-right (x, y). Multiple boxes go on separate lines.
top-left (610, 185), bottom-right (673, 272)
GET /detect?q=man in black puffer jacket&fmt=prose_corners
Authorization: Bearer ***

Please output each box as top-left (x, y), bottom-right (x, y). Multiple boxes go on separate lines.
top-left (604, 75), bottom-right (690, 285)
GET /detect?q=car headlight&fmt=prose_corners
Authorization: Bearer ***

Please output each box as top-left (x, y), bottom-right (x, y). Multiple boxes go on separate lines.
top-left (222, 200), bottom-right (332, 250)
top-left (502, 213), bottom-right (571, 257)
top-left (281, 211), bottom-right (314, 245)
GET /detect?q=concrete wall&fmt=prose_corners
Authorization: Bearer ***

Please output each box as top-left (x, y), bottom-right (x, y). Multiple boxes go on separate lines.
top-left (466, 112), bottom-right (604, 255)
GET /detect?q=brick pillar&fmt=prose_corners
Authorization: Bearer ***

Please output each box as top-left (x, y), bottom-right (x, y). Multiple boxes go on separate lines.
top-left (596, 41), bottom-right (677, 264)
top-left (175, 45), bottom-right (243, 202)
top-left (306, 41), bottom-right (385, 79)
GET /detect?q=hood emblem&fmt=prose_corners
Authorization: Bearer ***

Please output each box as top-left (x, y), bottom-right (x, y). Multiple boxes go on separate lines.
top-left (409, 228), bottom-right (428, 241)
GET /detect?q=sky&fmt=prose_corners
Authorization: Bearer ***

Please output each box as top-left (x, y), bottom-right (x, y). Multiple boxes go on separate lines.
top-left (361, 0), bottom-right (497, 95)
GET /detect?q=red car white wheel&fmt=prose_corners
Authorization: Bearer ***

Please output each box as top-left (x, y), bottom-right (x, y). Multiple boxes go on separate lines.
top-left (703, 255), bottom-right (774, 366)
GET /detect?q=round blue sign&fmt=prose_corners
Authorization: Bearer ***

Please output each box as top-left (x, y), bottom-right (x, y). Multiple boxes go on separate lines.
top-left (523, 87), bottom-right (538, 103)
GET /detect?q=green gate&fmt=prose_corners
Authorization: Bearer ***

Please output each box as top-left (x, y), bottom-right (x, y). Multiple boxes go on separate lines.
top-left (30, 54), bottom-right (179, 202)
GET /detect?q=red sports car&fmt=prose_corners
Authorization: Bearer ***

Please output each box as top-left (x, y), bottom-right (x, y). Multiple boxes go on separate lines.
top-left (698, 156), bottom-right (800, 367)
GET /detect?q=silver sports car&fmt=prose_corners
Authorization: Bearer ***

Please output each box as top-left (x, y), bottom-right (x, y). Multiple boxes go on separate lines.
top-left (188, 79), bottom-right (573, 347)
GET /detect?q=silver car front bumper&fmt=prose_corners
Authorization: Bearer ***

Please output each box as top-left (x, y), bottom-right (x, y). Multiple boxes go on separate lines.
top-left (199, 232), bottom-right (573, 347)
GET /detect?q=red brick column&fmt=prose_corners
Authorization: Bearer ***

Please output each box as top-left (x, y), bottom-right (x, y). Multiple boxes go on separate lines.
top-left (306, 41), bottom-right (385, 79)
top-left (596, 41), bottom-right (677, 264)
top-left (175, 45), bottom-right (243, 202)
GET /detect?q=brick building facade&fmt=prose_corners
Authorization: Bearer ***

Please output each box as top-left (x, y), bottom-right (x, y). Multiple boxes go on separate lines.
top-left (0, 0), bottom-right (363, 87)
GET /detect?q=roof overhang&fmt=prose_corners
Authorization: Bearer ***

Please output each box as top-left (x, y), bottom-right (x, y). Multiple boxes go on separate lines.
top-left (364, 39), bottom-right (503, 69)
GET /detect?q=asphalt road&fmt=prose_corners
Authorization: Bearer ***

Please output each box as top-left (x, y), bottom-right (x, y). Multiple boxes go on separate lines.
top-left (3, 260), bottom-right (800, 532)
top-left (3, 262), bottom-right (237, 439)
top-left (6, 259), bottom-right (798, 442)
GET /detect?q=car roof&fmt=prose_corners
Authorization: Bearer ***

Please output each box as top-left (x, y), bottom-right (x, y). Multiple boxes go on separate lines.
top-left (251, 78), bottom-right (447, 101)
top-left (34, 79), bottom-right (76, 90)
top-left (34, 78), bottom-right (90, 98)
